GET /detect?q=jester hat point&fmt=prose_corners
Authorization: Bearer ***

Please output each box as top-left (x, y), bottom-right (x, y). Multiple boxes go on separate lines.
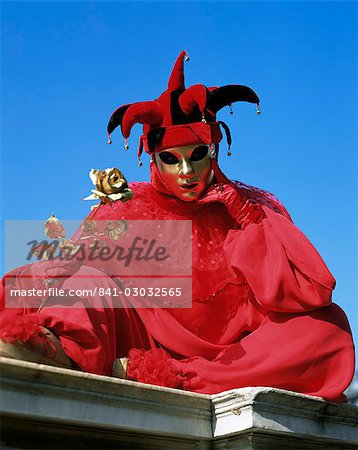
top-left (107, 50), bottom-right (260, 160)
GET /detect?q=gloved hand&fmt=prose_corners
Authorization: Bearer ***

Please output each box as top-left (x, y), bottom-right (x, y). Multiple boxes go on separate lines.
top-left (197, 182), bottom-right (266, 229)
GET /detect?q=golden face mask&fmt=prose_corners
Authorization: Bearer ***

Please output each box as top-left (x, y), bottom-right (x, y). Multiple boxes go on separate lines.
top-left (154, 145), bottom-right (214, 202)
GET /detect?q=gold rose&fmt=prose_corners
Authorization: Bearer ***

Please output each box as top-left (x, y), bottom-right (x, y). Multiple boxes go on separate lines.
top-left (83, 168), bottom-right (134, 208)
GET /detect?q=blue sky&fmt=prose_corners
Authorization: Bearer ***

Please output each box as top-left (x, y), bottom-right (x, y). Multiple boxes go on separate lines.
top-left (1, 1), bottom-right (357, 346)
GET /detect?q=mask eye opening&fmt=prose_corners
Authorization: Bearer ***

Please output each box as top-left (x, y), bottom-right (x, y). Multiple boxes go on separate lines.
top-left (189, 145), bottom-right (209, 162)
top-left (158, 151), bottom-right (180, 165)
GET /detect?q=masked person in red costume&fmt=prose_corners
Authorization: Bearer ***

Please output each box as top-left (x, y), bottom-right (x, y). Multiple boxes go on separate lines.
top-left (0, 51), bottom-right (354, 402)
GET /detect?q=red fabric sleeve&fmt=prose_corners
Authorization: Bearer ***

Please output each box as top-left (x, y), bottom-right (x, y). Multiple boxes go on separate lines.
top-left (223, 206), bottom-right (335, 312)
top-left (171, 303), bottom-right (354, 402)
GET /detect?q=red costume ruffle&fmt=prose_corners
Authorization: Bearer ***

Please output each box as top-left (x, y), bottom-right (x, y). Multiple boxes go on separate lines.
top-left (0, 310), bottom-right (47, 344)
top-left (127, 348), bottom-right (186, 389)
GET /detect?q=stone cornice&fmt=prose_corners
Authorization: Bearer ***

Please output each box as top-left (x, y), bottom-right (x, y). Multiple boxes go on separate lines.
top-left (1, 357), bottom-right (357, 449)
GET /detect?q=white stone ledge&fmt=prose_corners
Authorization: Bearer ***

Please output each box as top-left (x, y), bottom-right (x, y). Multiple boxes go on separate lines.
top-left (0, 357), bottom-right (211, 440)
top-left (212, 387), bottom-right (358, 447)
top-left (1, 357), bottom-right (357, 449)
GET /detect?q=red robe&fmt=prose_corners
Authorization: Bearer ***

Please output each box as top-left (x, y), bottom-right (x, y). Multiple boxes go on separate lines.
top-left (0, 163), bottom-right (354, 402)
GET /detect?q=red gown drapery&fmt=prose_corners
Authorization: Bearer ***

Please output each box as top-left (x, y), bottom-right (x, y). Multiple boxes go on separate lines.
top-left (0, 162), bottom-right (354, 402)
